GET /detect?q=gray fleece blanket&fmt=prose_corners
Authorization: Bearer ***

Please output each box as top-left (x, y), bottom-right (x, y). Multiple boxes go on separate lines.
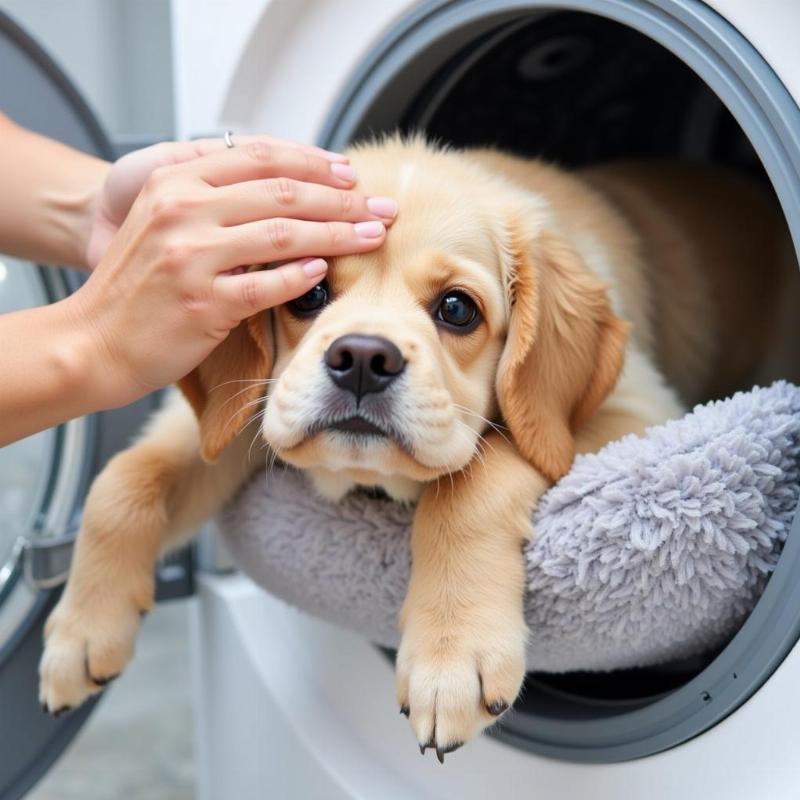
top-left (220, 382), bottom-right (800, 672)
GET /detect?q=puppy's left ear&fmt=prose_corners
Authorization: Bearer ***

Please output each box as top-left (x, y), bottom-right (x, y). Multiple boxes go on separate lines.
top-left (177, 313), bottom-right (273, 463)
top-left (496, 221), bottom-right (630, 482)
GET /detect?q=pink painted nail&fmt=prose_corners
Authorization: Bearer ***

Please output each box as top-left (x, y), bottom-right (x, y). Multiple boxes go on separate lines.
top-left (301, 258), bottom-right (328, 278)
top-left (366, 197), bottom-right (398, 218)
top-left (331, 162), bottom-right (356, 181)
top-left (354, 221), bottom-right (385, 239)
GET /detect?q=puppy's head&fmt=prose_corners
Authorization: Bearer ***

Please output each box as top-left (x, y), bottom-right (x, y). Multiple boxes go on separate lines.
top-left (179, 138), bottom-right (628, 499)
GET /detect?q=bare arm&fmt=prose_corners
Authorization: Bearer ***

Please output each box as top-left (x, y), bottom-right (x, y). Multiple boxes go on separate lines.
top-left (0, 113), bottom-right (108, 268)
top-left (0, 295), bottom-right (123, 446)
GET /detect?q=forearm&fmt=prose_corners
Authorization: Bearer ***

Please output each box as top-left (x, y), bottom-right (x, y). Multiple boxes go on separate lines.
top-left (0, 296), bottom-right (131, 445)
top-left (0, 113), bottom-right (109, 269)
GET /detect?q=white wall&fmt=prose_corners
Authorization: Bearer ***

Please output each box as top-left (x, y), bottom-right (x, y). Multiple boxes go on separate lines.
top-left (1, 0), bottom-right (174, 139)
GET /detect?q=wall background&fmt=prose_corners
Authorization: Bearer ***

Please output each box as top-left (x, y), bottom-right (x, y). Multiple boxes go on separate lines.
top-left (1, 0), bottom-right (175, 140)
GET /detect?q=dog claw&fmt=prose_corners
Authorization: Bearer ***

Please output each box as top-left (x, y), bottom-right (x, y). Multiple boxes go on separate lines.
top-left (419, 735), bottom-right (436, 756)
top-left (91, 673), bottom-right (120, 687)
top-left (400, 705), bottom-right (409, 718)
top-left (436, 741), bottom-right (463, 764)
top-left (486, 700), bottom-right (509, 716)
top-left (52, 705), bottom-right (72, 718)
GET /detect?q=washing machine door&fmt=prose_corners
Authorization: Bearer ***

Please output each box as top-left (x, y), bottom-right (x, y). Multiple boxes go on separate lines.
top-left (0, 11), bottom-right (155, 799)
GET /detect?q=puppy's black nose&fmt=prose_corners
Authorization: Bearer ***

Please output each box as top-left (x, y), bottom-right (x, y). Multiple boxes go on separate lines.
top-left (324, 334), bottom-right (405, 398)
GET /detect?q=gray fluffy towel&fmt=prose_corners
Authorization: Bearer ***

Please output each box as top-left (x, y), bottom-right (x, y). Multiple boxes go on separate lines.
top-left (220, 382), bottom-right (800, 673)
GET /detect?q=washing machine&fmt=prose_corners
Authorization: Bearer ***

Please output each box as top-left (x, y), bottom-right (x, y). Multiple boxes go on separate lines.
top-left (172, 1), bottom-right (800, 798)
top-left (0, 12), bottom-right (193, 798)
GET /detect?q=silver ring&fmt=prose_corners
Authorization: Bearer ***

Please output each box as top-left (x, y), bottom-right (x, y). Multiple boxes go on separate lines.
top-left (223, 130), bottom-right (235, 149)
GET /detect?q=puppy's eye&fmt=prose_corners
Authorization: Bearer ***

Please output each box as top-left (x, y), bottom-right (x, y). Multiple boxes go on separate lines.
top-left (288, 281), bottom-right (329, 317)
top-left (436, 290), bottom-right (479, 330)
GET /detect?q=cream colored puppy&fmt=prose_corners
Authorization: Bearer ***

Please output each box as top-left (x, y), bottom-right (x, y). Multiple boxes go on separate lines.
top-left (38, 137), bottom-right (797, 760)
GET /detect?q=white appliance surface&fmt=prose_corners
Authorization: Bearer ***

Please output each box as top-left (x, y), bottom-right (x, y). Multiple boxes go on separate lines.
top-left (192, 574), bottom-right (800, 800)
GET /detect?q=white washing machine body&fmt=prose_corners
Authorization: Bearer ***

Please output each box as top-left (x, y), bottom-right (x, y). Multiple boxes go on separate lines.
top-left (172, 2), bottom-right (800, 798)
top-left (170, 1), bottom-right (800, 146)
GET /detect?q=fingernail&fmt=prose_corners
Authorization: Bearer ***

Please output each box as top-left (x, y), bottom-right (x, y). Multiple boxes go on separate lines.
top-left (331, 163), bottom-right (356, 182)
top-left (354, 221), bottom-right (385, 239)
top-left (367, 196), bottom-right (398, 218)
top-left (301, 258), bottom-right (327, 278)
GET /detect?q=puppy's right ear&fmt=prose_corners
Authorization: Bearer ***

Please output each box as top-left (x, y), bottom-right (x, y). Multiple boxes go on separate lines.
top-left (177, 313), bottom-right (273, 463)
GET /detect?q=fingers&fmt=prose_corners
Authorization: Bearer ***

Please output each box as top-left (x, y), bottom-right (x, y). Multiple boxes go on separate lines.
top-left (217, 218), bottom-right (387, 266)
top-left (187, 134), bottom-right (347, 163)
top-left (137, 136), bottom-right (346, 177)
top-left (180, 141), bottom-right (356, 190)
top-left (212, 177), bottom-right (397, 227)
top-left (213, 258), bottom-right (329, 319)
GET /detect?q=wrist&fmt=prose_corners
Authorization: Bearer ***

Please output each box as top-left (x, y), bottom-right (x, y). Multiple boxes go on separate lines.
top-left (56, 157), bottom-right (111, 270)
top-left (32, 155), bottom-right (110, 270)
top-left (52, 292), bottom-right (147, 413)
top-left (0, 115), bottom-right (110, 269)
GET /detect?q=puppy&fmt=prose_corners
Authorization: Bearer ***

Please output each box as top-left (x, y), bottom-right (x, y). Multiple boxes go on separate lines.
top-left (38, 137), bottom-right (797, 759)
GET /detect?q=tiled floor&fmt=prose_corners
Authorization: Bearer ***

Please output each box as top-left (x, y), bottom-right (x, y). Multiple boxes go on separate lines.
top-left (27, 600), bottom-right (196, 800)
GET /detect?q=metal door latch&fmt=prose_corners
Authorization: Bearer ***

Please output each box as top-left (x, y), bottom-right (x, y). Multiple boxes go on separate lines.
top-left (20, 532), bottom-right (76, 591)
top-left (17, 532), bottom-right (195, 599)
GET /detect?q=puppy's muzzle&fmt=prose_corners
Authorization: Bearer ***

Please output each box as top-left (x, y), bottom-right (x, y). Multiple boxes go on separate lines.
top-left (324, 334), bottom-right (405, 400)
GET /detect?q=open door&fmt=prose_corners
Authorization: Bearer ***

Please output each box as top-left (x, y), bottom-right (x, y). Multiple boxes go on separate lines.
top-left (0, 11), bottom-right (159, 799)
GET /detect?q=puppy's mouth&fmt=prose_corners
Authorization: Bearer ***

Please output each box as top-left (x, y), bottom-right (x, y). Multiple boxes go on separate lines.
top-left (326, 417), bottom-right (388, 437)
top-left (305, 413), bottom-right (410, 452)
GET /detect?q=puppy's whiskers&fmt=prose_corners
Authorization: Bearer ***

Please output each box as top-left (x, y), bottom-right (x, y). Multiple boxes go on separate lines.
top-left (453, 418), bottom-right (491, 478)
top-left (458, 416), bottom-right (501, 462)
top-left (211, 378), bottom-right (277, 390)
top-left (214, 378), bottom-right (278, 411)
top-left (267, 446), bottom-right (281, 473)
top-left (451, 403), bottom-right (510, 445)
top-left (245, 409), bottom-right (270, 462)
top-left (221, 395), bottom-right (268, 437)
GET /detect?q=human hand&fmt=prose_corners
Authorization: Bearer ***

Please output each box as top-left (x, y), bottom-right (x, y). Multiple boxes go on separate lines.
top-left (85, 134), bottom-right (355, 268)
top-left (69, 138), bottom-right (397, 407)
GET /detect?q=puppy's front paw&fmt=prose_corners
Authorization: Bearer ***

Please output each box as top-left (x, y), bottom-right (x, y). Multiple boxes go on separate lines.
top-left (395, 620), bottom-right (526, 761)
top-left (38, 594), bottom-right (145, 715)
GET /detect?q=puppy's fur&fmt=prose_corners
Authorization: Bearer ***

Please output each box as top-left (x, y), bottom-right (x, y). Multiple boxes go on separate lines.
top-left (39, 138), bottom-right (798, 755)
